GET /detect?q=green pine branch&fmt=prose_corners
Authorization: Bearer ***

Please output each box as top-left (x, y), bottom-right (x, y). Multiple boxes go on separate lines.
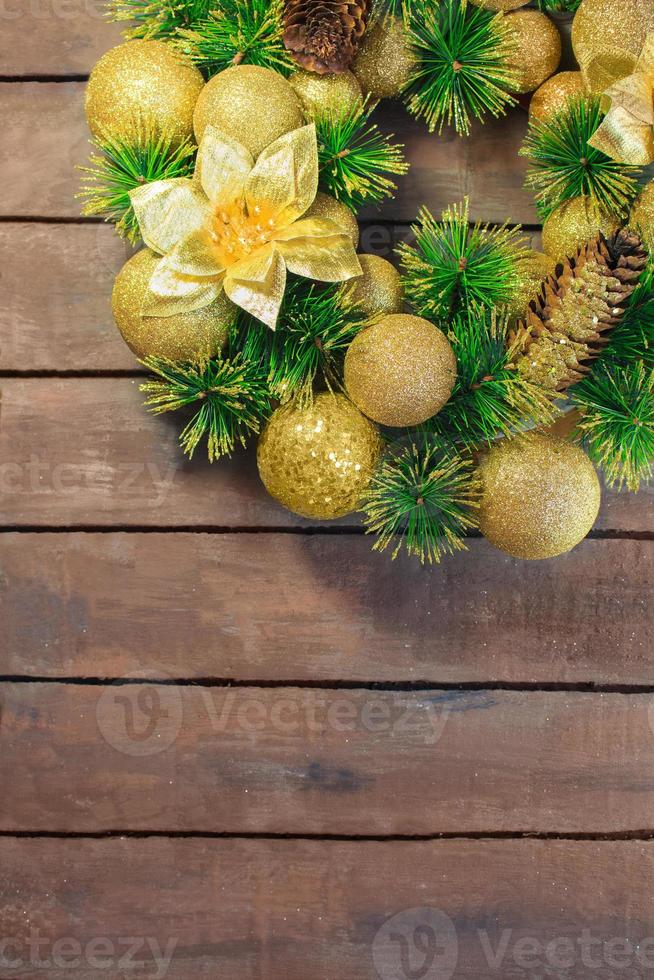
top-left (315, 99), bottom-right (409, 212)
top-left (106, 0), bottom-right (211, 41)
top-left (140, 354), bottom-right (272, 462)
top-left (597, 261), bottom-right (654, 370)
top-left (77, 128), bottom-right (196, 243)
top-left (402, 0), bottom-right (518, 137)
top-left (535, 0), bottom-right (581, 11)
top-left (521, 96), bottom-right (642, 221)
top-left (176, 0), bottom-right (294, 78)
top-left (397, 199), bottom-right (529, 321)
top-left (361, 436), bottom-right (481, 564)
top-left (571, 361), bottom-right (654, 490)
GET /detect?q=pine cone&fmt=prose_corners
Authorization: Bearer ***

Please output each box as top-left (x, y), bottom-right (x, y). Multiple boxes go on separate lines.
top-left (510, 230), bottom-right (648, 391)
top-left (284, 0), bottom-right (371, 74)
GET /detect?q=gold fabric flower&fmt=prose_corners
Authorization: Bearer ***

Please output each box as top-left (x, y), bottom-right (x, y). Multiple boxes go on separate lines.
top-left (130, 123), bottom-right (361, 328)
top-left (587, 34), bottom-right (654, 165)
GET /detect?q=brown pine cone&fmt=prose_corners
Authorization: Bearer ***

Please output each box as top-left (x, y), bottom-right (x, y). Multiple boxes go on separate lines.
top-left (510, 229), bottom-right (648, 391)
top-left (284, 0), bottom-right (372, 74)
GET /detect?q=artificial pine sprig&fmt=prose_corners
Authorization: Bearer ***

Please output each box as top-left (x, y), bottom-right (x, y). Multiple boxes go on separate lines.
top-left (397, 199), bottom-right (528, 321)
top-left (140, 355), bottom-right (272, 462)
top-left (176, 0), bottom-right (294, 78)
top-left (535, 0), bottom-right (581, 11)
top-left (361, 437), bottom-right (481, 564)
top-left (315, 99), bottom-right (409, 211)
top-left (106, 0), bottom-right (210, 41)
top-left (428, 308), bottom-right (557, 449)
top-left (232, 279), bottom-right (369, 404)
top-left (521, 96), bottom-right (642, 220)
top-left (403, 0), bottom-right (518, 136)
top-left (599, 261), bottom-right (654, 369)
top-left (571, 361), bottom-right (654, 490)
top-left (78, 128), bottom-right (196, 243)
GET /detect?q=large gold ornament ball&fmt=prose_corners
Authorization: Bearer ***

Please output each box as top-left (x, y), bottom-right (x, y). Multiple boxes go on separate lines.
top-left (505, 11), bottom-right (562, 94)
top-left (630, 181), bottom-right (654, 251)
top-left (304, 191), bottom-right (359, 247)
top-left (508, 250), bottom-right (556, 318)
top-left (85, 40), bottom-right (204, 145)
top-left (257, 394), bottom-right (381, 520)
top-left (353, 15), bottom-right (417, 99)
top-left (572, 0), bottom-right (654, 70)
top-left (478, 434), bottom-right (601, 559)
top-left (529, 71), bottom-right (586, 123)
top-left (112, 249), bottom-right (236, 361)
top-left (344, 313), bottom-right (456, 427)
top-left (289, 69), bottom-right (362, 120)
top-left (345, 255), bottom-right (404, 317)
top-left (541, 196), bottom-right (618, 261)
top-left (470, 0), bottom-right (530, 10)
top-left (193, 65), bottom-right (304, 157)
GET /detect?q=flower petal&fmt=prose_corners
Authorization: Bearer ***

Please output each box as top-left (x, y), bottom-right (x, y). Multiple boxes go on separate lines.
top-left (141, 254), bottom-right (224, 318)
top-left (130, 178), bottom-right (211, 256)
top-left (195, 125), bottom-right (253, 206)
top-left (165, 230), bottom-right (225, 279)
top-left (272, 216), bottom-right (350, 243)
top-left (276, 233), bottom-right (362, 283)
top-left (245, 124), bottom-right (318, 226)
top-left (224, 249), bottom-right (286, 329)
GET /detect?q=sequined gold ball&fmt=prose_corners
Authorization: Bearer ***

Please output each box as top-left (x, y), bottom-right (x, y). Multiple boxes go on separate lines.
top-left (257, 394), bottom-right (381, 520)
top-left (289, 69), bottom-right (362, 120)
top-left (572, 0), bottom-right (654, 70)
top-left (345, 255), bottom-right (404, 317)
top-left (529, 71), bottom-right (586, 123)
top-left (344, 313), bottom-right (456, 427)
top-left (193, 65), bottom-right (304, 157)
top-left (505, 11), bottom-right (562, 95)
top-left (305, 191), bottom-right (360, 247)
top-left (470, 0), bottom-right (529, 9)
top-left (508, 250), bottom-right (556, 318)
top-left (85, 40), bottom-right (204, 145)
top-left (541, 196), bottom-right (618, 261)
top-left (478, 434), bottom-right (601, 559)
top-left (631, 181), bottom-right (654, 251)
top-left (112, 249), bottom-right (236, 361)
top-left (353, 15), bottom-right (417, 99)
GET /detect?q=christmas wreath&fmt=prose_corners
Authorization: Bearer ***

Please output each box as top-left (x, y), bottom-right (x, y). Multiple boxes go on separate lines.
top-left (79, 0), bottom-right (654, 563)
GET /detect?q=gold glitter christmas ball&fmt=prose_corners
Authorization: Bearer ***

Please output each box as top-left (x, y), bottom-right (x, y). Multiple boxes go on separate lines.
top-left (112, 249), bottom-right (236, 361)
top-left (85, 40), bottom-right (204, 145)
top-left (353, 15), bottom-right (417, 99)
top-left (304, 191), bottom-right (359, 247)
top-left (541, 196), bottom-right (618, 261)
top-left (529, 71), bottom-right (586, 123)
top-left (344, 313), bottom-right (456, 427)
top-left (344, 255), bottom-right (404, 317)
top-left (193, 65), bottom-right (304, 157)
top-left (257, 393), bottom-right (381, 520)
top-left (478, 434), bottom-right (601, 559)
top-left (507, 250), bottom-right (556, 318)
top-left (505, 11), bottom-right (562, 94)
top-left (470, 0), bottom-right (529, 10)
top-left (630, 181), bottom-right (654, 251)
top-left (289, 69), bottom-right (362, 119)
top-left (572, 0), bottom-right (654, 70)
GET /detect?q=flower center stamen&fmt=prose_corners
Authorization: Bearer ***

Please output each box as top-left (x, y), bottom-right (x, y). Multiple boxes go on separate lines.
top-left (209, 198), bottom-right (277, 267)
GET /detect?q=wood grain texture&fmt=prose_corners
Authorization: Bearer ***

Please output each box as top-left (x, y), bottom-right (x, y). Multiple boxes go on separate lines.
top-left (0, 83), bottom-right (538, 223)
top-left (2, 682), bottom-right (654, 834)
top-left (2, 837), bottom-right (654, 978)
top-left (1, 533), bottom-right (651, 683)
top-left (0, 378), bottom-right (650, 529)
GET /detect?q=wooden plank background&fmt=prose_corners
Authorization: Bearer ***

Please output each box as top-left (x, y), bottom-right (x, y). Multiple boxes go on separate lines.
top-left (1, 7), bottom-right (653, 980)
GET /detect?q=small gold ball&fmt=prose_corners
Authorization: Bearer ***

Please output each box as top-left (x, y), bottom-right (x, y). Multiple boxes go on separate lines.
top-left (353, 15), bottom-right (417, 99)
top-left (470, 0), bottom-right (530, 9)
top-left (112, 249), bottom-right (236, 361)
top-left (344, 254), bottom-right (404, 317)
top-left (508, 250), bottom-right (556, 318)
top-left (85, 40), bottom-right (204, 145)
top-left (289, 69), bottom-right (362, 120)
top-left (529, 71), bottom-right (586, 123)
top-left (478, 434), bottom-right (601, 559)
top-left (505, 11), bottom-right (562, 95)
top-left (572, 0), bottom-right (654, 70)
top-left (304, 191), bottom-right (359, 247)
top-left (344, 313), bottom-right (456, 427)
top-left (541, 196), bottom-right (618, 262)
top-left (193, 65), bottom-right (304, 157)
top-left (630, 181), bottom-right (654, 251)
top-left (257, 393), bottom-right (381, 520)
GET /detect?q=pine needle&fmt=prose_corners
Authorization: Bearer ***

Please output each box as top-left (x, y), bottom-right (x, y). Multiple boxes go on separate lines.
top-left (601, 261), bottom-right (654, 369)
top-left (535, 0), bottom-right (581, 11)
top-left (106, 0), bottom-right (211, 41)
